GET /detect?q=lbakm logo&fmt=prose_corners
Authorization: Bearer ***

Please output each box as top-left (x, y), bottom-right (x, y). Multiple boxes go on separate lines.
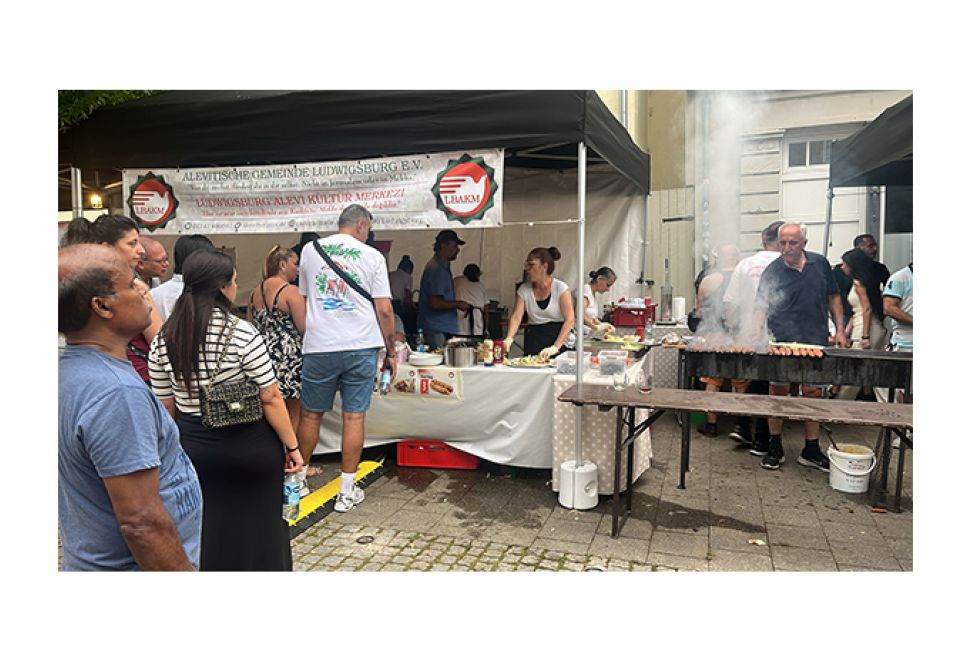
top-left (127, 172), bottom-right (179, 230)
top-left (431, 154), bottom-right (498, 224)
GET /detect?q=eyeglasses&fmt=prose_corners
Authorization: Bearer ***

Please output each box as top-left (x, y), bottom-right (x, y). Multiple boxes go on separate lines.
top-left (141, 256), bottom-right (170, 264)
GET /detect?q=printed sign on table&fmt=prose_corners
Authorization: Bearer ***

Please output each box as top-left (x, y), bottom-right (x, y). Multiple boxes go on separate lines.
top-left (391, 366), bottom-right (462, 401)
top-left (122, 149), bottom-right (504, 234)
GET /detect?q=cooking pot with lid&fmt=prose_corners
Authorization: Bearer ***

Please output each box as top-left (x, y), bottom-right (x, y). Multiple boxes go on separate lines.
top-left (445, 339), bottom-right (478, 367)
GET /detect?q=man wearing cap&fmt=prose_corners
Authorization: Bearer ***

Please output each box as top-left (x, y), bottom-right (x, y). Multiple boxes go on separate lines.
top-left (417, 230), bottom-right (471, 350)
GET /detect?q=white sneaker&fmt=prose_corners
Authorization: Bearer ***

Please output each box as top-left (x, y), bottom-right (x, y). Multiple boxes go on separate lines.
top-left (334, 485), bottom-right (365, 512)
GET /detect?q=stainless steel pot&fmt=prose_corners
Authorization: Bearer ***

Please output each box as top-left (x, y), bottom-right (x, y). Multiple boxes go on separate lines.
top-left (445, 343), bottom-right (477, 367)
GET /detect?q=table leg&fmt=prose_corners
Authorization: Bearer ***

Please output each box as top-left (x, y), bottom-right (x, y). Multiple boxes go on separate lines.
top-left (679, 410), bottom-right (690, 489)
top-left (625, 407), bottom-right (635, 522)
top-left (612, 406), bottom-right (623, 537)
top-left (893, 432), bottom-right (907, 513)
top-left (871, 428), bottom-right (891, 509)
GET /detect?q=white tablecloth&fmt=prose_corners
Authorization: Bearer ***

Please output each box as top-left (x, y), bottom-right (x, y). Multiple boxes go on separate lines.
top-left (316, 365), bottom-right (555, 468)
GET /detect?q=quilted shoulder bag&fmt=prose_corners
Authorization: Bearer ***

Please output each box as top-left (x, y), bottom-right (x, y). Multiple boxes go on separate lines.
top-left (198, 315), bottom-right (264, 429)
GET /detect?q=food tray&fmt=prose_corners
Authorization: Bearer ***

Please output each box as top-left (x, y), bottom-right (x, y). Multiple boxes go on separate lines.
top-left (508, 357), bottom-right (554, 369)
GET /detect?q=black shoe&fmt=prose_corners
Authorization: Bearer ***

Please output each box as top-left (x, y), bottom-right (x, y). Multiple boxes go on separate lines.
top-left (729, 424), bottom-right (753, 446)
top-left (697, 422), bottom-right (718, 437)
top-left (749, 437), bottom-right (770, 456)
top-left (760, 444), bottom-right (785, 470)
top-left (797, 445), bottom-right (830, 472)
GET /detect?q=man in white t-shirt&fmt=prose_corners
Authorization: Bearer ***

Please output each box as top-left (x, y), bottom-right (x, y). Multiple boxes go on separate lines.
top-left (296, 204), bottom-right (398, 512)
top-left (719, 220), bottom-right (783, 451)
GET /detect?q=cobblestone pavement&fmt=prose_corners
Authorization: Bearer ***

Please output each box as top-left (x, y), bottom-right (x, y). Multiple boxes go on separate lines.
top-left (57, 415), bottom-right (912, 572)
top-left (292, 415), bottom-right (913, 572)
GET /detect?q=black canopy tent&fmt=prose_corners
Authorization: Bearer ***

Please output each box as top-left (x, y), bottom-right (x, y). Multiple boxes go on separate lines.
top-left (58, 90), bottom-right (652, 506)
top-left (58, 90), bottom-right (650, 193)
top-left (821, 94), bottom-right (912, 256)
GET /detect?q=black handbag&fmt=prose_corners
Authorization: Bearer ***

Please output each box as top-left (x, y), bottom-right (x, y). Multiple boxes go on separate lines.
top-left (198, 315), bottom-right (264, 429)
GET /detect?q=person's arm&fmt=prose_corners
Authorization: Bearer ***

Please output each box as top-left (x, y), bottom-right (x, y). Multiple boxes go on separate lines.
top-left (504, 294), bottom-right (525, 347)
top-left (883, 295), bottom-right (912, 326)
top-left (246, 289), bottom-right (255, 323)
top-left (282, 286), bottom-right (307, 335)
top-left (258, 383), bottom-right (304, 474)
top-left (581, 293), bottom-right (600, 330)
top-left (854, 280), bottom-right (872, 348)
top-left (429, 294), bottom-right (470, 313)
top-left (137, 279), bottom-right (163, 343)
top-left (102, 468), bottom-right (194, 570)
top-left (548, 289), bottom-right (576, 352)
top-left (828, 293), bottom-right (848, 347)
top-left (159, 397), bottom-right (177, 420)
top-left (375, 297), bottom-right (398, 381)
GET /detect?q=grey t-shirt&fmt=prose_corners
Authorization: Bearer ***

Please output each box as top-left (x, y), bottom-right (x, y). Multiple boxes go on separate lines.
top-left (58, 346), bottom-right (203, 570)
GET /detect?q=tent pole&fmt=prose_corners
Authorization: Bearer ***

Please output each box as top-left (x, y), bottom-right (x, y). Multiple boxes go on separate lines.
top-left (822, 186), bottom-right (834, 260)
top-left (71, 167), bottom-right (83, 218)
top-left (575, 142), bottom-right (587, 470)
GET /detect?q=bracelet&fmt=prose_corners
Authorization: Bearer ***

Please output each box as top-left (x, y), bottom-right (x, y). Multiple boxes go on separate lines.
top-left (286, 446), bottom-right (299, 452)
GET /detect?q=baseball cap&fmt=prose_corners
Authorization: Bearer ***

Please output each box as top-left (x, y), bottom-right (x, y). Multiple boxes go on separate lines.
top-left (435, 229), bottom-right (466, 245)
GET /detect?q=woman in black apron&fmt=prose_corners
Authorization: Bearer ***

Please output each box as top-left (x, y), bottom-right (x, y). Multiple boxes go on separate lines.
top-left (503, 246), bottom-right (576, 359)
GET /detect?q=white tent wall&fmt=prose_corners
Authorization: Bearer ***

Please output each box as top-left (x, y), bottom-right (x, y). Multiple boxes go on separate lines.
top-left (143, 166), bottom-right (649, 316)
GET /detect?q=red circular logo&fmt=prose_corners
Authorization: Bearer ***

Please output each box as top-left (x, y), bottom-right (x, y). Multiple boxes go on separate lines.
top-left (130, 178), bottom-right (175, 225)
top-left (437, 161), bottom-right (491, 217)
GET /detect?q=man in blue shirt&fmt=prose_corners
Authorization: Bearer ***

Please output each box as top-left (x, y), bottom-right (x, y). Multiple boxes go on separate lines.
top-left (59, 244), bottom-right (202, 570)
top-left (753, 223), bottom-right (847, 472)
top-left (417, 229), bottom-right (471, 349)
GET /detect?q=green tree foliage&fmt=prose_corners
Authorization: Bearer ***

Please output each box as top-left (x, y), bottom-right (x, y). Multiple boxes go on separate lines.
top-left (58, 90), bottom-right (158, 132)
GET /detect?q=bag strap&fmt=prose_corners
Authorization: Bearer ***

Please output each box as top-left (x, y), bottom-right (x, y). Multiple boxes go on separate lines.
top-left (209, 315), bottom-right (240, 382)
top-left (313, 239), bottom-right (374, 306)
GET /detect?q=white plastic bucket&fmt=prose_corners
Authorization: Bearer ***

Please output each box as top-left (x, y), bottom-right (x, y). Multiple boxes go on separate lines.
top-left (827, 444), bottom-right (876, 493)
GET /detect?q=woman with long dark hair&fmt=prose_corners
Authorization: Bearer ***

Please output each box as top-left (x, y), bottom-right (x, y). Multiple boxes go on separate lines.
top-left (502, 246), bottom-right (576, 359)
top-left (834, 248), bottom-right (881, 401)
top-left (61, 215), bottom-right (163, 382)
top-left (148, 250), bottom-right (303, 571)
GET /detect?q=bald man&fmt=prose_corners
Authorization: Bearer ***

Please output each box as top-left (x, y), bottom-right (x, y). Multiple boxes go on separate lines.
top-left (59, 244), bottom-right (202, 570)
top-left (136, 236), bottom-right (169, 288)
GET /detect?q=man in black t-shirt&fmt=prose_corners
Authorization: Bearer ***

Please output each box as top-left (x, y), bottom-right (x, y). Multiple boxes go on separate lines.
top-left (753, 223), bottom-right (848, 471)
top-left (854, 234), bottom-right (891, 289)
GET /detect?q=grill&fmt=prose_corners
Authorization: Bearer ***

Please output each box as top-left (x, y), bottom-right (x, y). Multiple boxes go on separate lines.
top-left (678, 348), bottom-right (912, 390)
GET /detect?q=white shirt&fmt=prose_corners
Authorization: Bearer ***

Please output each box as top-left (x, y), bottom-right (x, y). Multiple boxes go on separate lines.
top-left (388, 268), bottom-right (412, 303)
top-left (148, 308), bottom-right (276, 416)
top-left (453, 276), bottom-right (489, 335)
top-left (722, 250), bottom-right (779, 341)
top-left (580, 283), bottom-right (599, 322)
top-left (298, 234), bottom-right (392, 354)
top-left (151, 274), bottom-right (183, 322)
top-left (517, 278), bottom-right (570, 325)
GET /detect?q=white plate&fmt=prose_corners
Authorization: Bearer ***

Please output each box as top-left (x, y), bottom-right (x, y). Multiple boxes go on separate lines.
top-left (408, 353), bottom-right (444, 366)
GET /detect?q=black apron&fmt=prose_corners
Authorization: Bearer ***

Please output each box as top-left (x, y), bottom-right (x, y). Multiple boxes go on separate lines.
top-left (524, 322), bottom-right (563, 357)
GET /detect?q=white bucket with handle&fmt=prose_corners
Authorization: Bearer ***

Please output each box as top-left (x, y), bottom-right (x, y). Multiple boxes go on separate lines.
top-left (827, 444), bottom-right (876, 493)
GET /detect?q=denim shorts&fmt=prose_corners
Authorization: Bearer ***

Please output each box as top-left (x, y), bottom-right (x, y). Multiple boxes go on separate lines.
top-left (301, 349), bottom-right (379, 413)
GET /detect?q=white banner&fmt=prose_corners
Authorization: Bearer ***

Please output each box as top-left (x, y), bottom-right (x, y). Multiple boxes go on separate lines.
top-left (122, 149), bottom-right (504, 234)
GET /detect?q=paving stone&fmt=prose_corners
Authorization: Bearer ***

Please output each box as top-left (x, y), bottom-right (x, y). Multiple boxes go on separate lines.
top-left (708, 549), bottom-right (774, 571)
top-left (710, 526), bottom-right (770, 554)
top-left (531, 537), bottom-right (591, 556)
top-left (763, 505), bottom-right (822, 528)
top-left (885, 536), bottom-right (913, 560)
top-left (645, 552), bottom-right (709, 571)
top-left (771, 545), bottom-right (837, 571)
top-left (539, 559), bottom-right (561, 570)
top-left (871, 515), bottom-right (914, 539)
top-left (829, 541), bottom-right (902, 571)
top-left (596, 516), bottom-right (655, 540)
top-left (820, 520), bottom-right (883, 544)
top-left (589, 534), bottom-right (650, 563)
top-left (648, 530), bottom-right (710, 559)
top-left (765, 523), bottom-right (830, 551)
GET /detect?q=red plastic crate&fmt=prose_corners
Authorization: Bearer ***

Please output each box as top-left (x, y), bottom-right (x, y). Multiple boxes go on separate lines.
top-left (613, 304), bottom-right (656, 327)
top-left (396, 440), bottom-right (480, 470)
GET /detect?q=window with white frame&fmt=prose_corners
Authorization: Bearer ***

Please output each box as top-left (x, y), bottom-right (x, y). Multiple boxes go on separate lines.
top-left (787, 139), bottom-right (832, 168)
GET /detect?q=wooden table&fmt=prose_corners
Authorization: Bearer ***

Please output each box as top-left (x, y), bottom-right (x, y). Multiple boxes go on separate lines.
top-left (557, 384), bottom-right (913, 536)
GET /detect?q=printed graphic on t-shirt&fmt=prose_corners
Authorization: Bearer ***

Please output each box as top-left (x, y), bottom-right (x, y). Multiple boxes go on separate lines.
top-left (314, 244), bottom-right (365, 312)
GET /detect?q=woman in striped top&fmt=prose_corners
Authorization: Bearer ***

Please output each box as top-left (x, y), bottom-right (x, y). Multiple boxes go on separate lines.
top-left (149, 250), bottom-right (303, 571)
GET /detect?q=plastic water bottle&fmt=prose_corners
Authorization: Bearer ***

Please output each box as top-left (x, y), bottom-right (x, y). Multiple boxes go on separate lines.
top-left (379, 367), bottom-right (392, 395)
top-left (416, 328), bottom-right (425, 352)
top-left (645, 322), bottom-right (654, 342)
top-left (282, 473), bottom-right (301, 522)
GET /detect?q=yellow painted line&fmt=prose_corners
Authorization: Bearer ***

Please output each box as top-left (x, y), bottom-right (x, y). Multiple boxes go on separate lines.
top-left (288, 459), bottom-right (384, 525)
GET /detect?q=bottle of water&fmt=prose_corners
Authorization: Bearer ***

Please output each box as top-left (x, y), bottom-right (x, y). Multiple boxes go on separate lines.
top-left (282, 473), bottom-right (301, 522)
top-left (416, 328), bottom-right (425, 352)
top-left (379, 367), bottom-right (392, 395)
